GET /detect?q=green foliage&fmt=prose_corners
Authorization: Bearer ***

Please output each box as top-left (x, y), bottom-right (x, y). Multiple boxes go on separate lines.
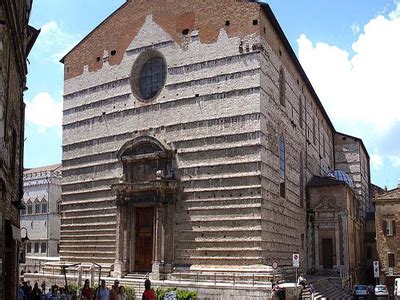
top-left (123, 285), bottom-right (135, 298)
top-left (67, 283), bottom-right (78, 294)
top-left (155, 287), bottom-right (197, 300)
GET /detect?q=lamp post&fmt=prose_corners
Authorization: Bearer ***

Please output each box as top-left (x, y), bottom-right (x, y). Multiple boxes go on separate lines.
top-left (20, 227), bottom-right (29, 264)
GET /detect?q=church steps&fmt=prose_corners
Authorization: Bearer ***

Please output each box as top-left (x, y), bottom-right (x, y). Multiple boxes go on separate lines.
top-left (177, 157), bottom-right (260, 169)
top-left (62, 187), bottom-right (111, 196)
top-left (177, 208), bottom-right (260, 219)
top-left (62, 207), bottom-right (116, 217)
top-left (61, 198), bottom-right (115, 206)
top-left (176, 248), bottom-right (262, 256)
top-left (60, 244), bottom-right (115, 251)
top-left (60, 249), bottom-right (115, 256)
top-left (176, 219), bottom-right (261, 229)
top-left (60, 238), bottom-right (116, 243)
top-left (175, 256), bottom-right (263, 265)
top-left (181, 177), bottom-right (260, 190)
top-left (60, 255), bottom-right (114, 263)
top-left (182, 195), bottom-right (261, 203)
top-left (61, 233), bottom-right (115, 239)
top-left (176, 241), bottom-right (263, 249)
top-left (178, 230), bottom-right (261, 240)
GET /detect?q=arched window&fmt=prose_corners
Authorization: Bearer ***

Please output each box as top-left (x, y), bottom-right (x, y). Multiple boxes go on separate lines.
top-left (279, 67), bottom-right (286, 106)
top-left (34, 199), bottom-right (40, 214)
top-left (279, 133), bottom-right (286, 198)
top-left (27, 200), bottom-right (33, 215)
top-left (41, 199), bottom-right (48, 214)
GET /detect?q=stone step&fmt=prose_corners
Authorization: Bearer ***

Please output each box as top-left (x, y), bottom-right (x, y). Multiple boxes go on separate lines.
top-left (61, 207), bottom-right (116, 217)
top-left (167, 271), bottom-right (274, 283)
top-left (175, 256), bottom-right (263, 265)
top-left (60, 250), bottom-right (115, 257)
top-left (177, 213), bottom-right (261, 222)
top-left (176, 140), bottom-right (260, 154)
top-left (176, 240), bottom-right (262, 249)
top-left (61, 227), bottom-right (115, 234)
top-left (176, 247), bottom-right (263, 257)
top-left (62, 186), bottom-right (111, 196)
top-left (181, 203), bottom-right (261, 211)
top-left (61, 197), bottom-right (115, 206)
top-left (62, 213), bottom-right (116, 220)
top-left (62, 217), bottom-right (116, 225)
top-left (59, 244), bottom-right (115, 251)
top-left (178, 157), bottom-right (259, 170)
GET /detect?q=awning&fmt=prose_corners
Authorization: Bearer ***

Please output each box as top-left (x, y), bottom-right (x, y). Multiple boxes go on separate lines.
top-left (11, 225), bottom-right (21, 241)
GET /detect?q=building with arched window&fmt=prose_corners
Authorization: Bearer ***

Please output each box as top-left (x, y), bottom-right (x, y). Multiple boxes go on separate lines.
top-left (20, 164), bottom-right (62, 271)
top-left (52, 0), bottom-right (373, 289)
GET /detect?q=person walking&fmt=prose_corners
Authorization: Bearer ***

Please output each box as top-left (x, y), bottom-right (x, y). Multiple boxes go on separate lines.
top-left (95, 280), bottom-right (109, 300)
top-left (109, 280), bottom-right (119, 300)
top-left (80, 279), bottom-right (92, 300)
top-left (33, 282), bottom-right (42, 300)
top-left (309, 283), bottom-right (316, 300)
top-left (118, 286), bottom-right (128, 300)
top-left (142, 279), bottom-right (155, 300)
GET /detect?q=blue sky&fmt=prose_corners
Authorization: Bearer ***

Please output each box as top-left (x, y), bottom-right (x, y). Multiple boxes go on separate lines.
top-left (25, 0), bottom-right (400, 189)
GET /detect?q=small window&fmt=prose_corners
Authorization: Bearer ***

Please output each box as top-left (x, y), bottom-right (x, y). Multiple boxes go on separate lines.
top-left (279, 133), bottom-right (286, 198)
top-left (27, 242), bottom-right (31, 253)
top-left (225, 20), bottom-right (230, 26)
top-left (35, 201), bottom-right (40, 214)
top-left (27, 202), bottom-right (33, 215)
top-left (182, 28), bottom-right (189, 35)
top-left (57, 243), bottom-right (60, 254)
top-left (279, 67), bottom-right (286, 106)
top-left (96, 57), bottom-right (100, 62)
top-left (41, 201), bottom-right (48, 214)
top-left (383, 220), bottom-right (396, 236)
top-left (252, 19), bottom-right (258, 25)
top-left (34, 242), bottom-right (39, 253)
top-left (110, 50), bottom-right (116, 56)
top-left (21, 207), bottom-right (26, 215)
top-left (388, 253), bottom-right (395, 268)
top-left (41, 242), bottom-right (47, 253)
top-left (57, 200), bottom-right (62, 215)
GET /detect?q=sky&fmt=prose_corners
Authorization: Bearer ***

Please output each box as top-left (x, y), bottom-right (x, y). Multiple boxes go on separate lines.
top-left (24, 0), bottom-right (400, 189)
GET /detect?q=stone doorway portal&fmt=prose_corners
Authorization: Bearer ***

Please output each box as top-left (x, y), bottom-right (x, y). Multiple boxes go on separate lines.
top-left (322, 238), bottom-right (334, 269)
top-left (112, 135), bottom-right (177, 279)
top-left (134, 207), bottom-right (154, 272)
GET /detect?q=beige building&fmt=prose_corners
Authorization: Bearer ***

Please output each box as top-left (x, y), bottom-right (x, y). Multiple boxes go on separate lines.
top-left (0, 0), bottom-right (38, 299)
top-left (58, 0), bottom-right (371, 282)
top-left (20, 164), bottom-right (62, 272)
top-left (374, 186), bottom-right (400, 294)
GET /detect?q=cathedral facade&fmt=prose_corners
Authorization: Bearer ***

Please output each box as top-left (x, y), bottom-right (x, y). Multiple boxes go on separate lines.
top-left (60, 0), bottom-right (371, 281)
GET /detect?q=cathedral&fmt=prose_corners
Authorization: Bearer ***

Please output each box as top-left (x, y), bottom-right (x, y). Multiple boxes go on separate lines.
top-left (59, 0), bottom-right (371, 283)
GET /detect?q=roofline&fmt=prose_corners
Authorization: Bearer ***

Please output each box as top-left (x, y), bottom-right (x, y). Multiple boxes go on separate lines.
top-left (335, 131), bottom-right (370, 159)
top-left (255, 1), bottom-right (335, 132)
top-left (60, 1), bottom-right (130, 63)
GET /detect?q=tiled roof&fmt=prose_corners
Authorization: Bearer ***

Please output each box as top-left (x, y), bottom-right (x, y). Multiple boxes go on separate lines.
top-left (24, 163), bottom-right (61, 174)
top-left (374, 187), bottom-right (400, 201)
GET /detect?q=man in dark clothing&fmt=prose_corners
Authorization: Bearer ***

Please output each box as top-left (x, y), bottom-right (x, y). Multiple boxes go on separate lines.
top-left (142, 279), bottom-right (155, 300)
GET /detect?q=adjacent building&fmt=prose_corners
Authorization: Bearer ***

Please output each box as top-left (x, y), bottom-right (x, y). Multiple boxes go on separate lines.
top-left (0, 0), bottom-right (39, 298)
top-left (374, 185), bottom-right (400, 294)
top-left (20, 164), bottom-right (62, 272)
top-left (59, 0), bottom-right (371, 281)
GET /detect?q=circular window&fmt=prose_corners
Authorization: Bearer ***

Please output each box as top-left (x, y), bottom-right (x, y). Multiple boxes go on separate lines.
top-left (130, 50), bottom-right (167, 102)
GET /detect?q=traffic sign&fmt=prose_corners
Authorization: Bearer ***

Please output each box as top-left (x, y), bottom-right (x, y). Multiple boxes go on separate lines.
top-left (272, 260), bottom-right (278, 269)
top-left (293, 254), bottom-right (300, 268)
top-left (373, 261), bottom-right (379, 278)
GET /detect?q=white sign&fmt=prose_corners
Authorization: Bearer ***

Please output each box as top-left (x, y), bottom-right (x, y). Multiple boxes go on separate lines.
top-left (373, 261), bottom-right (379, 278)
top-left (272, 260), bottom-right (278, 269)
top-left (293, 254), bottom-right (300, 268)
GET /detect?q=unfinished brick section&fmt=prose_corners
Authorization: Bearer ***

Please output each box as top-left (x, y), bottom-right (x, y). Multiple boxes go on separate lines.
top-left (60, 0), bottom-right (370, 280)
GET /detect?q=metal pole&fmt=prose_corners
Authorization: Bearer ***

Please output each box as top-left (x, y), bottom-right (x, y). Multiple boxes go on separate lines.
top-left (295, 267), bottom-right (298, 286)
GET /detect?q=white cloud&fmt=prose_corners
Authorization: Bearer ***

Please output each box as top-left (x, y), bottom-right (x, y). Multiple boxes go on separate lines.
top-left (389, 155), bottom-right (400, 168)
top-left (25, 92), bottom-right (62, 132)
top-left (371, 154), bottom-right (384, 170)
top-left (297, 3), bottom-right (400, 135)
top-left (33, 20), bottom-right (80, 62)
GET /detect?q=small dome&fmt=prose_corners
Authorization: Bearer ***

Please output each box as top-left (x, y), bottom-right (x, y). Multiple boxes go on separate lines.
top-left (326, 169), bottom-right (354, 189)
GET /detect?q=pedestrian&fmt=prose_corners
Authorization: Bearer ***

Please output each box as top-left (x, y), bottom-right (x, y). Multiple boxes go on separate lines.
top-left (142, 279), bottom-right (155, 300)
top-left (110, 280), bottom-right (119, 300)
top-left (18, 283), bottom-right (25, 300)
top-left (32, 282), bottom-right (42, 300)
top-left (95, 279), bottom-right (109, 300)
top-left (80, 279), bottom-right (92, 300)
top-left (118, 286), bottom-right (128, 300)
top-left (297, 274), bottom-right (306, 289)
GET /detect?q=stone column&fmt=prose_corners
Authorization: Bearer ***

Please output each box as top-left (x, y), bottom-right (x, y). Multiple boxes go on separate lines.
top-left (152, 203), bottom-right (164, 279)
top-left (315, 225), bottom-right (320, 268)
top-left (113, 200), bottom-right (124, 278)
top-left (335, 217), bottom-right (341, 268)
top-left (121, 202), bottom-right (129, 274)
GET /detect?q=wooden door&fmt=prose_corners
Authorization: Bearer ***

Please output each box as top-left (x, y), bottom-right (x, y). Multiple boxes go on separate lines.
top-left (134, 207), bottom-right (154, 272)
top-left (322, 238), bottom-right (334, 269)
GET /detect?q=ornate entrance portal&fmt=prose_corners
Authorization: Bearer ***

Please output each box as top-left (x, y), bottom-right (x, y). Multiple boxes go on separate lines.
top-left (112, 136), bottom-right (176, 278)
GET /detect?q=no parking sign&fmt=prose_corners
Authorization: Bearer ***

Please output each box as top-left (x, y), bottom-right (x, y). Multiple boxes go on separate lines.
top-left (293, 254), bottom-right (300, 268)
